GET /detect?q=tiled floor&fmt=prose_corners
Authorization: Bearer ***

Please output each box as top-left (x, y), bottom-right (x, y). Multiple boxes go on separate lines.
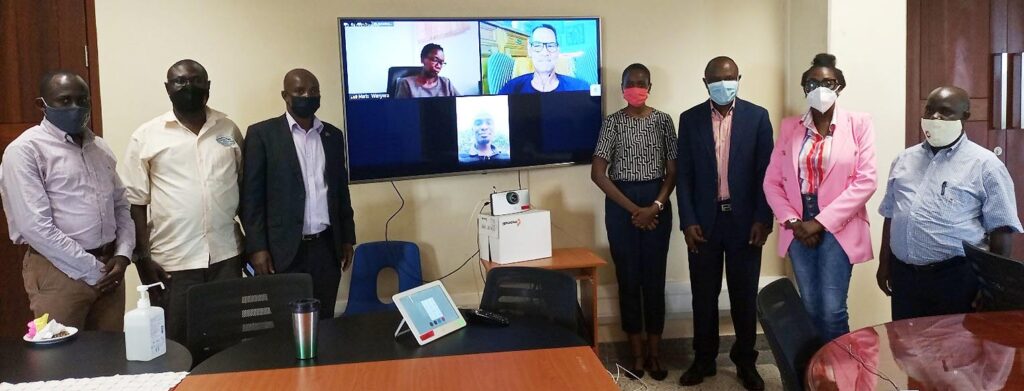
top-left (597, 335), bottom-right (784, 390)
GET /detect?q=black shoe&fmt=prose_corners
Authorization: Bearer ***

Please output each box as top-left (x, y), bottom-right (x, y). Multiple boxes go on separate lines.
top-left (645, 357), bottom-right (668, 381)
top-left (736, 364), bottom-right (765, 391)
top-left (678, 361), bottom-right (716, 386)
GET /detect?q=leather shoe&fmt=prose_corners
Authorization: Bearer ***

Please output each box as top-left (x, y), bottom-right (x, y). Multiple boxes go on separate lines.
top-left (736, 364), bottom-right (765, 390)
top-left (645, 357), bottom-right (668, 381)
top-left (678, 361), bottom-right (716, 386)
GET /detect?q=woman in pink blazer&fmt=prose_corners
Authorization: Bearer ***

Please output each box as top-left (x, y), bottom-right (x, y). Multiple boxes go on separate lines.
top-left (763, 54), bottom-right (877, 340)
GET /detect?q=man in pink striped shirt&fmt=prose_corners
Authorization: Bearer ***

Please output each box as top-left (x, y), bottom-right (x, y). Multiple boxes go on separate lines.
top-left (0, 71), bottom-right (135, 331)
top-left (676, 57), bottom-right (774, 390)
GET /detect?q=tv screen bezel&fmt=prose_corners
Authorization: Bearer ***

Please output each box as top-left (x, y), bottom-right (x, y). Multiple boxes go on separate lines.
top-left (337, 16), bottom-right (605, 184)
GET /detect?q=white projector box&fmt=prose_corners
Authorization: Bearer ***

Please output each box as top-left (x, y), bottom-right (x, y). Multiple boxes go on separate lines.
top-left (478, 209), bottom-right (552, 264)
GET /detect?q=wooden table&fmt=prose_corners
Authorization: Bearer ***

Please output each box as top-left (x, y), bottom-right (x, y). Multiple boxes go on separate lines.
top-left (806, 310), bottom-right (1024, 390)
top-left (481, 247), bottom-right (607, 352)
top-left (177, 346), bottom-right (616, 390)
top-left (0, 331), bottom-right (192, 383)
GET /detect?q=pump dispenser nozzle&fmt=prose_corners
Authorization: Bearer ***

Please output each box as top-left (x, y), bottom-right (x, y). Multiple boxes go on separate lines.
top-left (136, 282), bottom-right (165, 308)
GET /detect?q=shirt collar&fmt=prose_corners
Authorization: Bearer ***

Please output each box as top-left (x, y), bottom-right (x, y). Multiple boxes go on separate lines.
top-left (921, 132), bottom-right (969, 156)
top-left (469, 144), bottom-right (501, 157)
top-left (40, 118), bottom-right (95, 145)
top-left (285, 112), bottom-right (324, 134)
top-left (801, 108), bottom-right (837, 137)
top-left (161, 107), bottom-right (224, 130)
top-left (710, 100), bottom-right (735, 119)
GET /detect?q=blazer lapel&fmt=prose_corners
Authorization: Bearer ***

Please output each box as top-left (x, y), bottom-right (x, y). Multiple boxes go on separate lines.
top-left (321, 127), bottom-right (338, 188)
top-left (791, 118), bottom-right (805, 173)
top-left (821, 108), bottom-right (849, 182)
top-left (278, 116), bottom-right (305, 186)
top-left (727, 100), bottom-right (747, 183)
top-left (698, 101), bottom-right (716, 159)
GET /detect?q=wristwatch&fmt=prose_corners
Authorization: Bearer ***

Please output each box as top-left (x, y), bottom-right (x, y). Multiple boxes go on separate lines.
top-left (785, 218), bottom-right (800, 228)
top-left (653, 200), bottom-right (665, 211)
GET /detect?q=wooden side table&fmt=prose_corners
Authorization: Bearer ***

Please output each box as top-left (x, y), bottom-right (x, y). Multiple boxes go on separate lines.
top-left (481, 247), bottom-right (607, 353)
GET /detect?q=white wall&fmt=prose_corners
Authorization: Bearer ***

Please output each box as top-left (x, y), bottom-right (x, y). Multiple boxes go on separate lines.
top-left (826, 0), bottom-right (907, 329)
top-left (93, 0), bottom-right (790, 331)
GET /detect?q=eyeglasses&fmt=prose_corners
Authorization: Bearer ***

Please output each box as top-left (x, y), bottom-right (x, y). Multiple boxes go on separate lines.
top-left (529, 41), bottom-right (559, 52)
top-left (426, 57), bottom-right (447, 66)
top-left (168, 76), bottom-right (210, 88)
top-left (803, 78), bottom-right (841, 93)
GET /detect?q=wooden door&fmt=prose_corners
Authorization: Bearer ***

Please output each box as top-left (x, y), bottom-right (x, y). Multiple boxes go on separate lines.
top-left (0, 0), bottom-right (102, 337)
top-left (995, 0), bottom-right (1024, 259)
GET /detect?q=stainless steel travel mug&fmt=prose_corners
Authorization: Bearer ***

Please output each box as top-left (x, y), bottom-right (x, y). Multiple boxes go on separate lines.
top-left (289, 298), bottom-right (320, 359)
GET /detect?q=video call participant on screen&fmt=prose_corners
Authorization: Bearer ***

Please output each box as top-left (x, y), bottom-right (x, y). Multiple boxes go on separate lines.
top-left (241, 69), bottom-right (357, 319)
top-left (458, 111), bottom-right (509, 162)
top-left (497, 24), bottom-right (590, 94)
top-left (591, 63), bottom-right (677, 382)
top-left (394, 43), bottom-right (460, 98)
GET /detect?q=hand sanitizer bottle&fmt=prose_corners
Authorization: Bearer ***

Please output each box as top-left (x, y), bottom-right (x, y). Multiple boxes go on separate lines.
top-left (125, 282), bottom-right (166, 361)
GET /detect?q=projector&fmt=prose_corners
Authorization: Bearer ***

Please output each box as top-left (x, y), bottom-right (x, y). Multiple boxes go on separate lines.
top-left (490, 189), bottom-right (530, 216)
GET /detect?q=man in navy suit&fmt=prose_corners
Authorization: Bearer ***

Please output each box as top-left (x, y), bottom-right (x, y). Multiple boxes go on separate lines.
top-left (676, 57), bottom-right (774, 390)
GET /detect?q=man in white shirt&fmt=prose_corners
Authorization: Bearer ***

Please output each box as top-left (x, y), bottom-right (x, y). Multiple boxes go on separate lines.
top-left (120, 59), bottom-right (244, 342)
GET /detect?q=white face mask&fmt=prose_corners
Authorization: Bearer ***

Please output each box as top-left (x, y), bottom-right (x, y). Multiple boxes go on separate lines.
top-left (806, 87), bottom-right (839, 113)
top-left (920, 118), bottom-right (963, 147)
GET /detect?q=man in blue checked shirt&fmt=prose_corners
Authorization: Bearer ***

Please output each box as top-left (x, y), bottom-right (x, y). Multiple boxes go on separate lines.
top-left (877, 86), bottom-right (1022, 321)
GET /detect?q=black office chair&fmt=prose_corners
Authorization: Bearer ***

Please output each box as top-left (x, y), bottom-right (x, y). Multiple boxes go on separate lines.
top-left (185, 274), bottom-right (313, 366)
top-left (386, 66), bottom-right (423, 97)
top-left (480, 267), bottom-right (589, 343)
top-left (964, 241), bottom-right (1024, 311)
top-left (756, 278), bottom-right (824, 391)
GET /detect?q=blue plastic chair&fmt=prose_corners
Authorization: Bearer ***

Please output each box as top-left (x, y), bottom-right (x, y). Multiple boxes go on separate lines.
top-left (344, 241), bottom-right (423, 315)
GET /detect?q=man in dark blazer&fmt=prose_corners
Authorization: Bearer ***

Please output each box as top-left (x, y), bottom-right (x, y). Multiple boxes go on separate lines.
top-left (676, 57), bottom-right (773, 390)
top-left (241, 69), bottom-right (356, 319)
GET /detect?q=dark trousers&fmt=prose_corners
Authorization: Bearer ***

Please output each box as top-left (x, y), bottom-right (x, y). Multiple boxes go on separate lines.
top-left (283, 232), bottom-right (341, 319)
top-left (891, 256), bottom-right (976, 321)
top-left (606, 180), bottom-right (672, 335)
top-left (160, 256), bottom-right (242, 343)
top-left (688, 208), bottom-right (761, 366)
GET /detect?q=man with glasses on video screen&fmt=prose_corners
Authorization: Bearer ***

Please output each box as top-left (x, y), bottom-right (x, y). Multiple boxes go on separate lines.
top-left (498, 24), bottom-right (590, 94)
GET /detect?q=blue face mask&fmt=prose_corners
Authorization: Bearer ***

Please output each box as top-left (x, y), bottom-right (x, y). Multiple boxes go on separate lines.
top-left (707, 80), bottom-right (739, 105)
top-left (39, 98), bottom-right (90, 135)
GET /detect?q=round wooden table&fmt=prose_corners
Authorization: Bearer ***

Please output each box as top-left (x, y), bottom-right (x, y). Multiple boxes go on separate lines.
top-left (0, 331), bottom-right (192, 383)
top-left (806, 310), bottom-right (1024, 390)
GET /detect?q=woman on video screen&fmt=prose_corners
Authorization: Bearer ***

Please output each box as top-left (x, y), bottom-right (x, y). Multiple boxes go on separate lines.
top-left (394, 43), bottom-right (460, 98)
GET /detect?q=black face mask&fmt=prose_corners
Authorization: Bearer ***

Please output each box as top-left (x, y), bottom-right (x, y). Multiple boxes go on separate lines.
top-left (169, 85), bottom-right (209, 113)
top-left (289, 95), bottom-right (321, 119)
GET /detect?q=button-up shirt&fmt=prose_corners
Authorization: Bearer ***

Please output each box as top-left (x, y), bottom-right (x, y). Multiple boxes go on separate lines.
top-left (286, 112), bottom-right (330, 235)
top-left (798, 110), bottom-right (836, 194)
top-left (879, 136), bottom-right (1022, 264)
top-left (120, 109), bottom-right (243, 272)
top-left (0, 120), bottom-right (134, 285)
top-left (710, 101), bottom-right (734, 200)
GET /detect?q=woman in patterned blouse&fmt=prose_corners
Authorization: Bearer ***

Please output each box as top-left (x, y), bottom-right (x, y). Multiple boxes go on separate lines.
top-left (591, 63), bottom-right (678, 381)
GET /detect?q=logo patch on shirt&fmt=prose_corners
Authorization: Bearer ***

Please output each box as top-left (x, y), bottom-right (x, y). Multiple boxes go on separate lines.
top-left (216, 136), bottom-right (236, 147)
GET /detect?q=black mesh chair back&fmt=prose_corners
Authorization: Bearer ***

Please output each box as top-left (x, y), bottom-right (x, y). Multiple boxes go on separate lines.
top-left (480, 267), bottom-right (582, 337)
top-left (186, 274), bottom-right (313, 366)
top-left (386, 66), bottom-right (424, 97)
top-left (756, 278), bottom-right (824, 391)
top-left (964, 241), bottom-right (1024, 311)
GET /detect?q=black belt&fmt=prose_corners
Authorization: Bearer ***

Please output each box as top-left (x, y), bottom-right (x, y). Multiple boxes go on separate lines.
top-left (718, 200), bottom-right (732, 212)
top-left (28, 241), bottom-right (114, 258)
top-left (896, 256), bottom-right (967, 272)
top-left (301, 228), bottom-right (330, 241)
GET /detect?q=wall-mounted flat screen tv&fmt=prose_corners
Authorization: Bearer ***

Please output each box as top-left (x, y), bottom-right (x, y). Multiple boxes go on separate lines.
top-left (339, 17), bottom-right (603, 183)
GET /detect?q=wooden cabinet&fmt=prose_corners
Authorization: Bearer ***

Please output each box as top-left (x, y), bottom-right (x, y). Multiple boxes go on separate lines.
top-left (908, 0), bottom-right (1024, 259)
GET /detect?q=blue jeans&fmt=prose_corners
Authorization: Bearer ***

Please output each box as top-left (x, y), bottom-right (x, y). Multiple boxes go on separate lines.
top-left (788, 232), bottom-right (853, 341)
